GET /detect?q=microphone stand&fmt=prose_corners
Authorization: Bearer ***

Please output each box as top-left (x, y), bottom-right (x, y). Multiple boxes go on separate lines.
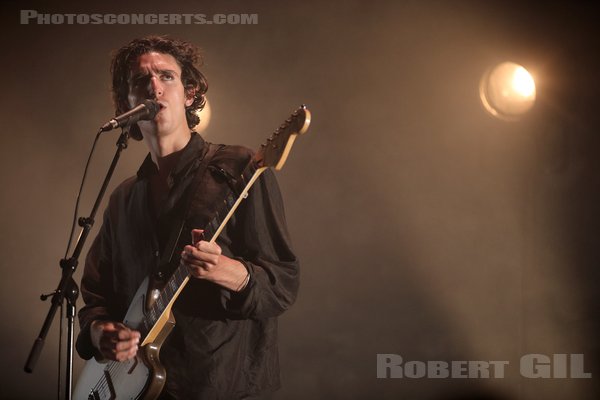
top-left (24, 125), bottom-right (131, 400)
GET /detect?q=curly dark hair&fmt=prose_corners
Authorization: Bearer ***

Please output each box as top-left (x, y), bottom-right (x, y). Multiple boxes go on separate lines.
top-left (110, 35), bottom-right (208, 140)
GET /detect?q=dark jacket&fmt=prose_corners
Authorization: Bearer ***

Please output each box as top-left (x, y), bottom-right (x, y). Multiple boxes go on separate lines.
top-left (76, 133), bottom-right (299, 399)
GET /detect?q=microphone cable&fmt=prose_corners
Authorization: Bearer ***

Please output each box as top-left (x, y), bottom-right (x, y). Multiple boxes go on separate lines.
top-left (64, 129), bottom-right (102, 259)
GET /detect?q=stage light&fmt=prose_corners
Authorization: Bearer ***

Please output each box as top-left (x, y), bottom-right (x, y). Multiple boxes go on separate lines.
top-left (479, 62), bottom-right (536, 120)
top-left (193, 98), bottom-right (212, 133)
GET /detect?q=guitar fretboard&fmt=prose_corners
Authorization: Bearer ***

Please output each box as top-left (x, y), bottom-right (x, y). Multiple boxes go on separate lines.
top-left (138, 161), bottom-right (259, 339)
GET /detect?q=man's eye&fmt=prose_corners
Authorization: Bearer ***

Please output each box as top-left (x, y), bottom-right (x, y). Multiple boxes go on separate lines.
top-left (131, 76), bottom-right (148, 88)
top-left (161, 73), bottom-right (174, 81)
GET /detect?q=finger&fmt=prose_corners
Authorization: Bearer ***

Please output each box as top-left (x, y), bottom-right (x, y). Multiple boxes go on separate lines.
top-left (113, 322), bottom-right (140, 334)
top-left (183, 256), bottom-right (217, 274)
top-left (95, 321), bottom-right (119, 332)
top-left (100, 322), bottom-right (128, 336)
top-left (102, 328), bottom-right (129, 343)
top-left (194, 241), bottom-right (222, 255)
top-left (100, 332), bottom-right (123, 348)
top-left (183, 257), bottom-right (213, 275)
top-left (125, 344), bottom-right (139, 360)
top-left (188, 266), bottom-right (208, 279)
top-left (115, 345), bottom-right (138, 362)
top-left (116, 327), bottom-right (140, 341)
top-left (115, 336), bottom-right (140, 352)
top-left (183, 245), bottom-right (220, 265)
top-left (103, 330), bottom-right (123, 343)
top-left (101, 327), bottom-right (139, 352)
top-left (101, 336), bottom-right (139, 361)
top-left (191, 229), bottom-right (204, 245)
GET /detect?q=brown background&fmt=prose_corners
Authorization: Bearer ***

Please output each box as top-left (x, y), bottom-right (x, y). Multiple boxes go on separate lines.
top-left (1, 1), bottom-right (598, 399)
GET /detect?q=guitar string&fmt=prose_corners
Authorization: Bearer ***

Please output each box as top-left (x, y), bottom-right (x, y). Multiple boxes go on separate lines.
top-left (96, 360), bottom-right (128, 397)
top-left (90, 264), bottom-right (186, 397)
top-left (89, 216), bottom-right (219, 397)
top-left (88, 161), bottom-right (263, 398)
top-left (94, 357), bottom-right (134, 397)
top-left (89, 207), bottom-right (232, 399)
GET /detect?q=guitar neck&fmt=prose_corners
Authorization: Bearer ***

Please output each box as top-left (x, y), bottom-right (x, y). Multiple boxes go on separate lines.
top-left (138, 105), bottom-right (310, 344)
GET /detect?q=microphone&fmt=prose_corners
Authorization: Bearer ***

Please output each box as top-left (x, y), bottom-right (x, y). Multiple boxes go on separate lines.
top-left (100, 100), bottom-right (160, 132)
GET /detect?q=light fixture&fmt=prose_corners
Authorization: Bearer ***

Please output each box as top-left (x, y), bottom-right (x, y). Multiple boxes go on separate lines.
top-left (479, 62), bottom-right (536, 120)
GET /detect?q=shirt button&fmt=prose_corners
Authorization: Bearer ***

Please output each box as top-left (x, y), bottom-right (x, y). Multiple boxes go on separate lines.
top-left (154, 250), bottom-right (159, 257)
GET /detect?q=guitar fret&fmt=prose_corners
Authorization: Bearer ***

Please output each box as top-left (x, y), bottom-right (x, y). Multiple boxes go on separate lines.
top-left (172, 270), bottom-right (180, 286)
top-left (209, 218), bottom-right (219, 233)
top-left (156, 293), bottom-right (164, 311)
top-left (169, 278), bottom-right (177, 294)
top-left (159, 291), bottom-right (167, 309)
top-left (149, 306), bottom-right (157, 323)
top-left (149, 307), bottom-right (157, 322)
top-left (141, 161), bottom-right (261, 333)
top-left (140, 318), bottom-right (150, 338)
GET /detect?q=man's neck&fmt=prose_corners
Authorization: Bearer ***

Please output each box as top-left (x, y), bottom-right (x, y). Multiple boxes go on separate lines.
top-left (146, 129), bottom-right (192, 168)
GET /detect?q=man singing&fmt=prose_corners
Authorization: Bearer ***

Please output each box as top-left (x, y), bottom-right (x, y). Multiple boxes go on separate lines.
top-left (76, 35), bottom-right (299, 399)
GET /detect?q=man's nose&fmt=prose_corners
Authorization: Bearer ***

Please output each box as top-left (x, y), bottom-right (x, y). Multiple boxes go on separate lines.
top-left (148, 76), bottom-right (164, 98)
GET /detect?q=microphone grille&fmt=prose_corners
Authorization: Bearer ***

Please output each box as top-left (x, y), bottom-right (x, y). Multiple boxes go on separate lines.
top-left (142, 100), bottom-right (160, 119)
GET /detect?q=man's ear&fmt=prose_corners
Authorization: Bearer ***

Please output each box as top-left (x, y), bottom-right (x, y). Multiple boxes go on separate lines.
top-left (185, 87), bottom-right (196, 107)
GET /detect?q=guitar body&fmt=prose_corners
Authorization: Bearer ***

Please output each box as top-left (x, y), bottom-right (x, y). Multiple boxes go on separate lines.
top-left (73, 277), bottom-right (175, 400)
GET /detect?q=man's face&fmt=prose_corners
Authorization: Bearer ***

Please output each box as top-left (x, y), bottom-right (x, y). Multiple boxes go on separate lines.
top-left (127, 51), bottom-right (193, 138)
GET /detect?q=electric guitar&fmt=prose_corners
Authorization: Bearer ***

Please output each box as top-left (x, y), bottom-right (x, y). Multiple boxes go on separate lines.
top-left (73, 106), bottom-right (311, 400)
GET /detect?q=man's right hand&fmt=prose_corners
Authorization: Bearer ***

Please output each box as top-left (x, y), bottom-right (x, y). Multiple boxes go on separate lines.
top-left (90, 320), bottom-right (140, 362)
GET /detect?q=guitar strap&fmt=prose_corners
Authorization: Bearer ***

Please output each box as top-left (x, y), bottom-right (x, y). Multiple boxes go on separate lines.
top-left (155, 141), bottom-right (224, 281)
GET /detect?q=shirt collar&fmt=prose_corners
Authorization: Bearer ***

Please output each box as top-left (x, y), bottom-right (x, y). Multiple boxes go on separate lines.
top-left (136, 132), bottom-right (206, 181)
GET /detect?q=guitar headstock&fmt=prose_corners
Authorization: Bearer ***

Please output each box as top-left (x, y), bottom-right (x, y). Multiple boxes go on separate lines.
top-left (256, 105), bottom-right (311, 171)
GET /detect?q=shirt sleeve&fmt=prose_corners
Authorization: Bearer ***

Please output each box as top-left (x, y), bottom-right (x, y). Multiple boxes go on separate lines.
top-left (75, 207), bottom-right (115, 360)
top-left (221, 168), bottom-right (300, 319)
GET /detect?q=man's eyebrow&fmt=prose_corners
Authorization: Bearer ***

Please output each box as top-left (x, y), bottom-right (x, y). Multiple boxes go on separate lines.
top-left (129, 72), bottom-right (144, 81)
top-left (129, 69), bottom-right (179, 82)
top-left (157, 69), bottom-right (178, 75)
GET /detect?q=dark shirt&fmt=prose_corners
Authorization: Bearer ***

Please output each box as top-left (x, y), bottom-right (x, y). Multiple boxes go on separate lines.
top-left (76, 133), bottom-right (300, 399)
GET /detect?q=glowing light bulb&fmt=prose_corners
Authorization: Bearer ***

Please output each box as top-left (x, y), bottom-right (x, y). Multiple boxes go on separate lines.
top-left (480, 62), bottom-right (536, 120)
top-left (512, 66), bottom-right (535, 98)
